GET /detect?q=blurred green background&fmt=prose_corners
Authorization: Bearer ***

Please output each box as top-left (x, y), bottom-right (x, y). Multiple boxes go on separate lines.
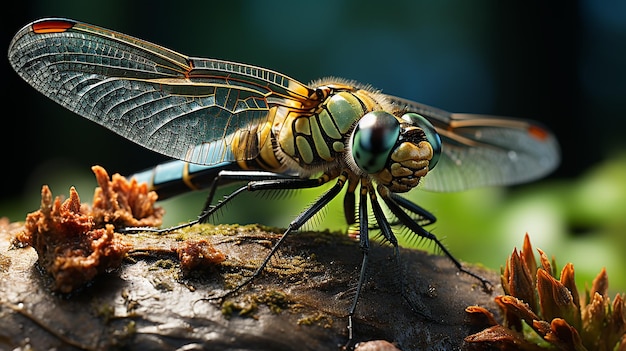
top-left (2, 1), bottom-right (625, 296)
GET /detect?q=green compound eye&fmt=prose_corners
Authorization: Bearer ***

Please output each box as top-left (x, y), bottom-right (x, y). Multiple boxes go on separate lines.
top-left (351, 111), bottom-right (400, 174)
top-left (401, 113), bottom-right (442, 169)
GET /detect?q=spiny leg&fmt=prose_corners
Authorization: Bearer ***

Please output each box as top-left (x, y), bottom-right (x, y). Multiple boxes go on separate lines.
top-left (121, 170), bottom-right (314, 233)
top-left (198, 170), bottom-right (298, 220)
top-left (345, 179), bottom-right (401, 349)
top-left (345, 179), bottom-right (370, 347)
top-left (207, 172), bottom-right (349, 300)
top-left (377, 184), bottom-right (493, 292)
top-left (387, 192), bottom-right (436, 226)
top-left (369, 187), bottom-right (400, 252)
top-left (194, 170), bottom-right (322, 227)
top-left (342, 176), bottom-right (360, 225)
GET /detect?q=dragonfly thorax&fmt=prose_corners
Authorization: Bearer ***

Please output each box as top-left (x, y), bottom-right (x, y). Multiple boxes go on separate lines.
top-left (274, 85), bottom-right (384, 175)
top-left (273, 81), bottom-right (441, 193)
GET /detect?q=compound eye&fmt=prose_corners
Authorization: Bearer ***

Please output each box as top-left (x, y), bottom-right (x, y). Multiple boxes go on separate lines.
top-left (401, 113), bottom-right (442, 169)
top-left (351, 111), bottom-right (400, 173)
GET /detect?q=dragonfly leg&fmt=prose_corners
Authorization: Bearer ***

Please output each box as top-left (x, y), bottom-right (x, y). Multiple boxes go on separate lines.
top-left (342, 177), bottom-right (360, 225)
top-left (344, 177), bottom-right (401, 349)
top-left (377, 185), bottom-right (493, 292)
top-left (198, 170), bottom-right (296, 215)
top-left (388, 192), bottom-right (437, 226)
top-left (121, 171), bottom-right (313, 233)
top-left (195, 170), bottom-right (309, 224)
top-left (345, 181), bottom-right (406, 349)
top-left (344, 181), bottom-right (369, 349)
top-left (206, 172), bottom-right (349, 300)
top-left (188, 172), bottom-right (323, 231)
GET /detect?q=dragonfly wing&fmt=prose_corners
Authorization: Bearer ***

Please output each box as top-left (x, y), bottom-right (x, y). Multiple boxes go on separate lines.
top-left (387, 96), bottom-right (560, 192)
top-left (8, 18), bottom-right (316, 166)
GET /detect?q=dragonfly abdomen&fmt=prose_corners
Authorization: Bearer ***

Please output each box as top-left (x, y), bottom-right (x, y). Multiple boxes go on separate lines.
top-left (131, 122), bottom-right (290, 200)
top-left (129, 159), bottom-right (244, 200)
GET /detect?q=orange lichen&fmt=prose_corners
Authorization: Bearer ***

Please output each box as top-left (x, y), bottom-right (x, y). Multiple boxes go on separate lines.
top-left (17, 185), bottom-right (131, 293)
top-left (89, 165), bottom-right (164, 228)
top-left (13, 165), bottom-right (227, 292)
top-left (175, 239), bottom-right (226, 272)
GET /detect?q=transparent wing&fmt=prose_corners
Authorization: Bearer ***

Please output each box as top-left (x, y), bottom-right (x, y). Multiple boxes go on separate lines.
top-left (386, 96), bottom-right (560, 192)
top-left (8, 18), bottom-right (318, 165)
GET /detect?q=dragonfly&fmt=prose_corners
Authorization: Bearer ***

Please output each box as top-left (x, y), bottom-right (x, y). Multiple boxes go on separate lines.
top-left (9, 18), bottom-right (559, 345)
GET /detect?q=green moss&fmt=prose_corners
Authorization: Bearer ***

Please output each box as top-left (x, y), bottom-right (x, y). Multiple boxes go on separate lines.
top-left (93, 301), bottom-right (115, 322)
top-left (297, 312), bottom-right (333, 329)
top-left (152, 259), bottom-right (176, 270)
top-left (221, 290), bottom-right (291, 317)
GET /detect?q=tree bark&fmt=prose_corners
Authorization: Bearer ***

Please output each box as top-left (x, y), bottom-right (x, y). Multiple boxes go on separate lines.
top-left (0, 220), bottom-right (500, 351)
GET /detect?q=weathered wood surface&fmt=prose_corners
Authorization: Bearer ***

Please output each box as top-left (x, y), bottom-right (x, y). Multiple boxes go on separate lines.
top-left (0, 221), bottom-right (500, 351)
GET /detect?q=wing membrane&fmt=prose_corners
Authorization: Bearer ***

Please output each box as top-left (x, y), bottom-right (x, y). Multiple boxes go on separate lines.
top-left (9, 18), bottom-right (559, 191)
top-left (8, 18), bottom-right (316, 165)
top-left (387, 96), bottom-right (560, 192)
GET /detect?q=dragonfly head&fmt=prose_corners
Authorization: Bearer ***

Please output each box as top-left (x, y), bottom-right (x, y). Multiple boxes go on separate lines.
top-left (350, 111), bottom-right (442, 193)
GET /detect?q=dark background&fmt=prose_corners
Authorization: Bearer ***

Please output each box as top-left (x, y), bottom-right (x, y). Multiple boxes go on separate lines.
top-left (4, 1), bottom-right (625, 196)
top-left (2, 1), bottom-right (626, 292)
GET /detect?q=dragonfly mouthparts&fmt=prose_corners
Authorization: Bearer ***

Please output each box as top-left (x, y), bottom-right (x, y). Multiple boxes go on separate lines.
top-left (374, 139), bottom-right (434, 193)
